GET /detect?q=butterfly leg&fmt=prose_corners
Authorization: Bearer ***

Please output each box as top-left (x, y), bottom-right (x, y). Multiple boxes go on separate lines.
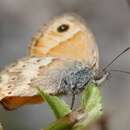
top-left (71, 92), bottom-right (76, 109)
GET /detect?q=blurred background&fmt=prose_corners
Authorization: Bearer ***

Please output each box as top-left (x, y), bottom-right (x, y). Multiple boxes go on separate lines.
top-left (0, 0), bottom-right (130, 130)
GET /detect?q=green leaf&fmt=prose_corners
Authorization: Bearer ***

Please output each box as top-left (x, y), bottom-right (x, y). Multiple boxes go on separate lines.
top-left (39, 83), bottom-right (103, 130)
top-left (37, 88), bottom-right (71, 119)
top-left (43, 119), bottom-right (72, 130)
top-left (72, 83), bottom-right (103, 130)
top-left (43, 112), bottom-right (77, 130)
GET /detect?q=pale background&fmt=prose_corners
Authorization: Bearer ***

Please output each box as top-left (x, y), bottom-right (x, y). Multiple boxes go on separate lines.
top-left (0, 0), bottom-right (130, 130)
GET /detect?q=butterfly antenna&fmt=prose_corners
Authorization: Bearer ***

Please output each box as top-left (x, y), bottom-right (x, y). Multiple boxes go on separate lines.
top-left (103, 47), bottom-right (130, 72)
top-left (110, 69), bottom-right (130, 75)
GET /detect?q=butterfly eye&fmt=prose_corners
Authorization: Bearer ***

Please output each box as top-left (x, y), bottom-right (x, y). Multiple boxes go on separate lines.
top-left (57, 24), bottom-right (69, 33)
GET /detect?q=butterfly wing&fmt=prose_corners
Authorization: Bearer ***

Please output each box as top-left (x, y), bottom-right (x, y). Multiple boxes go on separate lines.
top-left (29, 14), bottom-right (99, 71)
top-left (0, 57), bottom-right (55, 110)
top-left (0, 56), bottom-right (94, 110)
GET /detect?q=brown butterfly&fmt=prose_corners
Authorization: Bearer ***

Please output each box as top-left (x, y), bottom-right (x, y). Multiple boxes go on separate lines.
top-left (0, 14), bottom-right (99, 110)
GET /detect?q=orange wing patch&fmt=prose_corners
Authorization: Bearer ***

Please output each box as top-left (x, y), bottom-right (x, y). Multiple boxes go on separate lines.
top-left (30, 14), bottom-right (99, 71)
top-left (1, 95), bottom-right (43, 110)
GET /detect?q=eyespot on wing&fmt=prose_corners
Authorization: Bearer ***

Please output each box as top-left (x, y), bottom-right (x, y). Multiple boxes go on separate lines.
top-left (29, 14), bottom-right (99, 71)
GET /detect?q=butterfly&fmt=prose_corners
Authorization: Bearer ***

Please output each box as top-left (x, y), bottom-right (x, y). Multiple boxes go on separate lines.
top-left (0, 14), bottom-right (105, 110)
